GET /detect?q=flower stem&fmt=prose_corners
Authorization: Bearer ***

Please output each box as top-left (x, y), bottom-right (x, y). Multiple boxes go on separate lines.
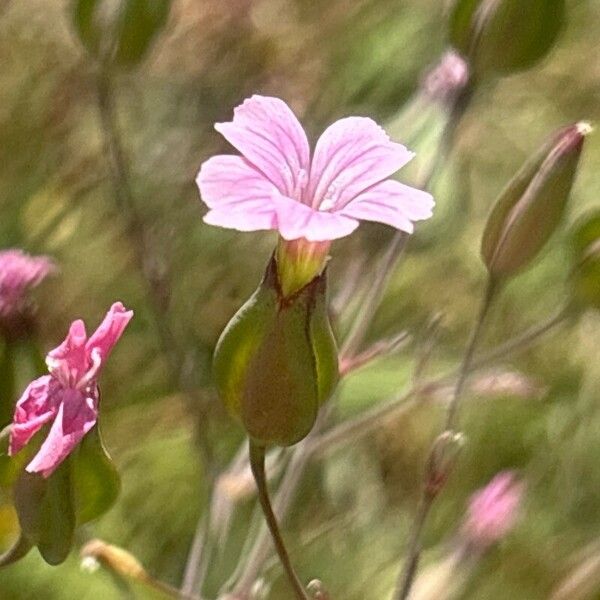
top-left (249, 440), bottom-right (309, 600)
top-left (394, 277), bottom-right (498, 600)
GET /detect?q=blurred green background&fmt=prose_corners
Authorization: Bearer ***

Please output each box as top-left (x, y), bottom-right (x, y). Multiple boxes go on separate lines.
top-left (1, 0), bottom-right (600, 598)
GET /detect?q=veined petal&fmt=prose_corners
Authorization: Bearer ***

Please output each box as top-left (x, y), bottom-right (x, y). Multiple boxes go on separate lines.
top-left (46, 320), bottom-right (88, 387)
top-left (203, 195), bottom-right (279, 232)
top-left (9, 376), bottom-right (61, 456)
top-left (196, 155), bottom-right (280, 209)
top-left (85, 302), bottom-right (133, 368)
top-left (214, 95), bottom-right (310, 198)
top-left (274, 194), bottom-right (359, 242)
top-left (337, 180), bottom-right (434, 233)
top-left (26, 389), bottom-right (98, 478)
top-left (308, 117), bottom-right (415, 210)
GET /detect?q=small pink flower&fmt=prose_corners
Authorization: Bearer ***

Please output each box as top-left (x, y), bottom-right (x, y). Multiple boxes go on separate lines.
top-left (461, 471), bottom-right (524, 550)
top-left (196, 95), bottom-right (434, 242)
top-left (0, 249), bottom-right (56, 318)
top-left (8, 302), bottom-right (133, 478)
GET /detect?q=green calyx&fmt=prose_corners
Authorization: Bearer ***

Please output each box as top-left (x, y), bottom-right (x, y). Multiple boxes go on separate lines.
top-left (0, 425), bottom-right (120, 567)
top-left (213, 255), bottom-right (339, 447)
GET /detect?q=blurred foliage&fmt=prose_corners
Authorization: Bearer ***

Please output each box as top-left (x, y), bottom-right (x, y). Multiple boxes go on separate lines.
top-left (0, 0), bottom-right (600, 598)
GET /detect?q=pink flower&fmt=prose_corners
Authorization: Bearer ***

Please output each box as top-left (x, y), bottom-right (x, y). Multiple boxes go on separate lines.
top-left (461, 471), bottom-right (524, 550)
top-left (196, 95), bottom-right (434, 242)
top-left (0, 249), bottom-right (56, 318)
top-left (8, 302), bottom-right (133, 478)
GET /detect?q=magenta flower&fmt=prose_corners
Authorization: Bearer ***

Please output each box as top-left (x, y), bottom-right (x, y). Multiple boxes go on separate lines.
top-left (8, 302), bottom-right (133, 478)
top-left (461, 471), bottom-right (524, 550)
top-left (196, 95), bottom-right (434, 242)
top-left (0, 249), bottom-right (56, 318)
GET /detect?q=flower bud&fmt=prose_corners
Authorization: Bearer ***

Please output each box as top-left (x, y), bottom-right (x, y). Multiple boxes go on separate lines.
top-left (460, 471), bottom-right (523, 552)
top-left (72, 0), bottom-right (171, 67)
top-left (481, 122), bottom-right (590, 279)
top-left (448, 0), bottom-right (565, 77)
top-left (213, 255), bottom-right (339, 447)
top-left (570, 210), bottom-right (600, 311)
top-left (425, 431), bottom-right (465, 497)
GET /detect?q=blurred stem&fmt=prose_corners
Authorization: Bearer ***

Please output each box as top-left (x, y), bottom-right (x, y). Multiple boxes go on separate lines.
top-left (314, 303), bottom-right (570, 456)
top-left (249, 441), bottom-right (309, 600)
top-left (94, 68), bottom-right (215, 595)
top-left (341, 233), bottom-right (408, 358)
top-left (444, 277), bottom-right (497, 431)
top-left (394, 277), bottom-right (497, 600)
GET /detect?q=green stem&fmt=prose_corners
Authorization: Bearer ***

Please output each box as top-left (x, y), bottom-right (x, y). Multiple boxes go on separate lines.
top-left (444, 277), bottom-right (497, 432)
top-left (249, 441), bottom-right (309, 600)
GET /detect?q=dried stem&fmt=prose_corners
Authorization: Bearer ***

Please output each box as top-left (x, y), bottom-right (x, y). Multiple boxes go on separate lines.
top-left (249, 441), bottom-right (309, 600)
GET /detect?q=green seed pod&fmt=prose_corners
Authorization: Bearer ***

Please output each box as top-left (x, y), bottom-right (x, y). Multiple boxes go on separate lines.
top-left (449, 0), bottom-right (565, 77)
top-left (570, 211), bottom-right (600, 311)
top-left (213, 256), bottom-right (339, 447)
top-left (481, 122), bottom-right (590, 279)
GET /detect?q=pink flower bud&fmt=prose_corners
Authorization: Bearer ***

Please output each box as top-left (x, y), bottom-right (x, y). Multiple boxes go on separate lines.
top-left (461, 471), bottom-right (524, 550)
top-left (0, 249), bottom-right (56, 338)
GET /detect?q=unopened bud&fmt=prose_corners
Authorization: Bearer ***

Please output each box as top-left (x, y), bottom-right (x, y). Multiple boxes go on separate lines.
top-left (307, 579), bottom-right (330, 600)
top-left (460, 471), bottom-right (524, 551)
top-left (80, 539), bottom-right (147, 581)
top-left (448, 0), bottom-right (565, 77)
top-left (213, 255), bottom-right (339, 447)
top-left (422, 51), bottom-right (469, 105)
top-left (425, 431), bottom-right (465, 497)
top-left (481, 122), bottom-right (591, 279)
top-left (72, 0), bottom-right (171, 67)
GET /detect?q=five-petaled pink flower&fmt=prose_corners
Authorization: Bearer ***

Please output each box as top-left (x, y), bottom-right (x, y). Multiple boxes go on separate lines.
top-left (196, 95), bottom-right (434, 241)
top-left (0, 249), bottom-right (56, 318)
top-left (9, 302), bottom-right (133, 478)
top-left (461, 471), bottom-right (524, 550)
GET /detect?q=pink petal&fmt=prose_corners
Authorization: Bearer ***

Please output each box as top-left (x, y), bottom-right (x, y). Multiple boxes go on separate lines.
top-left (85, 302), bottom-right (133, 366)
top-left (307, 117), bottom-right (415, 211)
top-left (204, 197), bottom-right (278, 232)
top-left (26, 389), bottom-right (98, 478)
top-left (46, 320), bottom-right (88, 387)
top-left (337, 180), bottom-right (434, 233)
top-left (9, 376), bottom-right (61, 456)
top-left (196, 155), bottom-right (279, 210)
top-left (274, 194), bottom-right (359, 242)
top-left (214, 95), bottom-right (310, 198)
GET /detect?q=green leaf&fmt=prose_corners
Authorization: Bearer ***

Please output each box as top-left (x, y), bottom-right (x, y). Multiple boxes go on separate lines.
top-left (14, 464), bottom-right (75, 565)
top-left (71, 426), bottom-right (121, 525)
